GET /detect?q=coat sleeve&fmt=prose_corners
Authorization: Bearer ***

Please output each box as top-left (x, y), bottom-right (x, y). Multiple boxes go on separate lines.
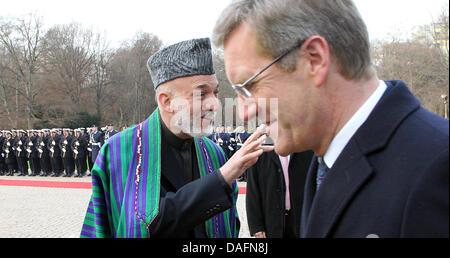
top-left (246, 163), bottom-right (266, 236)
top-left (147, 170), bottom-right (234, 237)
top-left (401, 149), bottom-right (449, 237)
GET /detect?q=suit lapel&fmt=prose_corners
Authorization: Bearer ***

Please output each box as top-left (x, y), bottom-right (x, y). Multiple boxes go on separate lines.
top-left (303, 140), bottom-right (374, 237)
top-left (269, 151), bottom-right (282, 169)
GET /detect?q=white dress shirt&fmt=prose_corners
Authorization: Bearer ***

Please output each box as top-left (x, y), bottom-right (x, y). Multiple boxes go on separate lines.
top-left (323, 80), bottom-right (387, 168)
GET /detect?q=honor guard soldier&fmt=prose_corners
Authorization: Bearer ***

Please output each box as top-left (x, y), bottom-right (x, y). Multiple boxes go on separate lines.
top-left (228, 126), bottom-right (238, 158)
top-left (80, 128), bottom-right (91, 176)
top-left (104, 123), bottom-right (118, 142)
top-left (29, 130), bottom-right (41, 176)
top-left (10, 130), bottom-right (19, 175)
top-left (16, 130), bottom-right (29, 176)
top-left (0, 131), bottom-right (6, 175)
top-left (73, 128), bottom-right (88, 177)
top-left (89, 124), bottom-right (104, 164)
top-left (60, 128), bottom-right (75, 177)
top-left (55, 128), bottom-right (65, 176)
top-left (86, 127), bottom-right (93, 175)
top-left (3, 131), bottom-right (17, 176)
top-left (39, 129), bottom-right (52, 176)
top-left (26, 130), bottom-right (33, 162)
top-left (48, 129), bottom-right (61, 176)
top-left (13, 130), bottom-right (21, 175)
top-left (235, 126), bottom-right (250, 152)
top-left (213, 126), bottom-right (224, 146)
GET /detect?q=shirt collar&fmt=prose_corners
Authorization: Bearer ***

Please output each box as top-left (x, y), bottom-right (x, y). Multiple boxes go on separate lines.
top-left (323, 80), bottom-right (387, 168)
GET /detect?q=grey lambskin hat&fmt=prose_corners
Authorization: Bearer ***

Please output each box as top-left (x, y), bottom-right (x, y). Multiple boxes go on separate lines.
top-left (147, 38), bottom-right (215, 89)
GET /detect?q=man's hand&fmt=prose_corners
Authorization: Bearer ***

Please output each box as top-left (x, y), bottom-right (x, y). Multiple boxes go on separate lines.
top-left (220, 125), bottom-right (274, 185)
top-left (253, 231), bottom-right (266, 238)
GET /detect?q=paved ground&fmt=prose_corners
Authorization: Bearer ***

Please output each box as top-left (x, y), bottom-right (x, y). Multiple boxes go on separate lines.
top-left (0, 175), bottom-right (249, 238)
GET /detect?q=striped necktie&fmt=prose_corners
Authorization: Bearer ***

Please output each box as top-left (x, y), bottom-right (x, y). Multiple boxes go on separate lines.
top-left (316, 157), bottom-right (329, 191)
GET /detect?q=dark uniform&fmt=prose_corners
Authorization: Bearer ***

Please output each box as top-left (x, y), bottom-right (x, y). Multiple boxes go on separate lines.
top-left (212, 130), bottom-right (224, 151)
top-left (104, 124), bottom-right (118, 143)
top-left (228, 131), bottom-right (237, 158)
top-left (55, 129), bottom-right (64, 176)
top-left (16, 131), bottom-right (29, 176)
top-left (39, 130), bottom-right (52, 176)
top-left (235, 130), bottom-right (250, 151)
top-left (219, 131), bottom-right (231, 159)
top-left (60, 129), bottom-right (75, 177)
top-left (90, 126), bottom-right (104, 164)
top-left (83, 129), bottom-right (93, 175)
top-left (72, 129), bottom-right (88, 177)
top-left (4, 132), bottom-right (17, 176)
top-left (0, 132), bottom-right (6, 175)
top-left (48, 129), bottom-right (62, 177)
top-left (29, 131), bottom-right (41, 176)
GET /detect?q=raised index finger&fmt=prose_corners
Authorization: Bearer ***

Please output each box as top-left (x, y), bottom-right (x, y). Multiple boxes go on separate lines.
top-left (243, 124), bottom-right (266, 146)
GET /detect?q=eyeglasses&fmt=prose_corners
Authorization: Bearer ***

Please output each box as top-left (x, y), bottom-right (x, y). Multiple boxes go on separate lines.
top-left (231, 40), bottom-right (305, 98)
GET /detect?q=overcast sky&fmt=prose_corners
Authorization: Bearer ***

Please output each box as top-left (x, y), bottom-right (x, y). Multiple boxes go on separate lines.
top-left (0, 0), bottom-right (447, 48)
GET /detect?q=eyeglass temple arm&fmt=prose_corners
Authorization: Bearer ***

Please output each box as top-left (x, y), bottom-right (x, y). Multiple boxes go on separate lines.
top-left (240, 40), bottom-right (305, 87)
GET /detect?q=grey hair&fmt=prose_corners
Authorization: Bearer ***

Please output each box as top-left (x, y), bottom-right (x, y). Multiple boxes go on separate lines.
top-left (212, 0), bottom-right (374, 79)
top-left (154, 83), bottom-right (177, 106)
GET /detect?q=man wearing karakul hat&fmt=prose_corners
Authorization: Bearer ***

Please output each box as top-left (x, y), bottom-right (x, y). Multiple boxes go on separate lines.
top-left (81, 38), bottom-right (272, 238)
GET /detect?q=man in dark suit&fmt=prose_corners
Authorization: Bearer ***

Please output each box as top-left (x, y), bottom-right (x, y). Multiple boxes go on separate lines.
top-left (214, 0), bottom-right (448, 237)
top-left (246, 150), bottom-right (313, 238)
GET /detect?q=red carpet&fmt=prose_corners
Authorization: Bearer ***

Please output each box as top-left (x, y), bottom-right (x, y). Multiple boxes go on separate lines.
top-left (0, 178), bottom-right (247, 194)
top-left (0, 179), bottom-right (92, 189)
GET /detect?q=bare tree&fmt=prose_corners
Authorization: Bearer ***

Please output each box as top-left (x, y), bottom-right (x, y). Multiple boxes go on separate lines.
top-left (109, 32), bottom-right (162, 125)
top-left (42, 23), bottom-right (96, 112)
top-left (89, 32), bottom-right (113, 124)
top-left (373, 32), bottom-right (449, 115)
top-left (0, 13), bottom-right (44, 128)
top-left (0, 48), bottom-right (16, 127)
top-left (430, 4), bottom-right (449, 80)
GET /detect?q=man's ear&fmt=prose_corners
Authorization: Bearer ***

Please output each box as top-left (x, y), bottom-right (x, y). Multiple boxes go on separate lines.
top-left (157, 90), bottom-right (173, 113)
top-left (301, 35), bottom-right (330, 87)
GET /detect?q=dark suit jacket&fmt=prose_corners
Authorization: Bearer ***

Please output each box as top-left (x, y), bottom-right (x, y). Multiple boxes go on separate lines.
top-left (301, 80), bottom-right (449, 238)
top-left (247, 150), bottom-right (313, 237)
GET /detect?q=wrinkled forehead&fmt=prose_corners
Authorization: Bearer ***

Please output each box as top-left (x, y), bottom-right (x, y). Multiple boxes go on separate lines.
top-left (169, 74), bottom-right (219, 95)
